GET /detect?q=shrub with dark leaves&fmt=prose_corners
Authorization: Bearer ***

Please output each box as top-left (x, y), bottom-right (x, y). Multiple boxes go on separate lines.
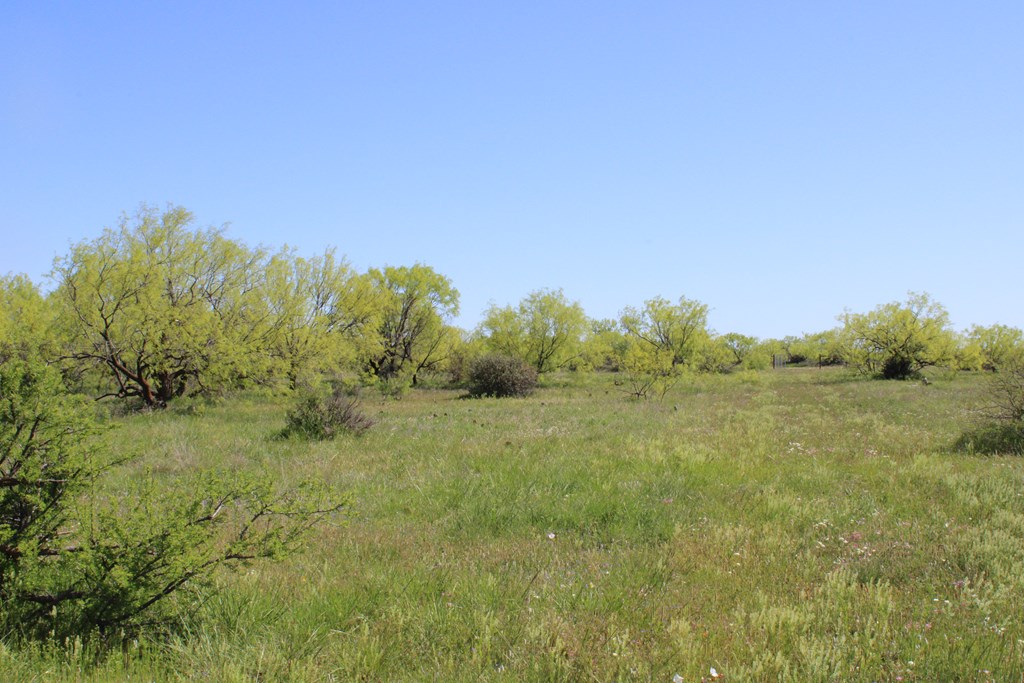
top-left (283, 389), bottom-right (375, 439)
top-left (467, 354), bottom-right (538, 398)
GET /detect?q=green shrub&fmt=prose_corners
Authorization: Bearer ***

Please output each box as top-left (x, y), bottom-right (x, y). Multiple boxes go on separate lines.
top-left (467, 354), bottom-right (538, 398)
top-left (954, 423), bottom-right (1024, 455)
top-left (0, 358), bottom-right (345, 644)
top-left (283, 389), bottom-right (376, 439)
top-left (955, 354), bottom-right (1024, 455)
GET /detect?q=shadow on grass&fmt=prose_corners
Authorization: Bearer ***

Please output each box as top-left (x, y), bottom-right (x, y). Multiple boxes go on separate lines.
top-left (954, 422), bottom-right (1024, 456)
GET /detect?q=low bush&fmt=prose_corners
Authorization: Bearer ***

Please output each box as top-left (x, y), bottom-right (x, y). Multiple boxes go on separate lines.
top-left (283, 389), bottom-right (376, 439)
top-left (467, 354), bottom-right (538, 398)
top-left (954, 423), bottom-right (1024, 455)
top-left (955, 355), bottom-right (1024, 455)
top-left (985, 358), bottom-right (1024, 423)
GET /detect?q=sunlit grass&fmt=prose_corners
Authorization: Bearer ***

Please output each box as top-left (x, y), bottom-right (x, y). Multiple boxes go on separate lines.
top-left (7, 368), bottom-right (1024, 681)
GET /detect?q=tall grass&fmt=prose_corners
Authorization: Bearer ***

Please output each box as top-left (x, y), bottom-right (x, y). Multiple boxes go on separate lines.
top-left (5, 368), bottom-right (1022, 681)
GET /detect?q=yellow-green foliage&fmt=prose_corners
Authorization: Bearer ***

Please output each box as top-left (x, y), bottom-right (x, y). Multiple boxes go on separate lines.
top-left (621, 338), bottom-right (678, 399)
top-left (961, 323), bottom-right (1024, 372)
top-left (840, 292), bottom-right (958, 378)
top-left (786, 328), bottom-right (845, 366)
top-left (52, 205), bottom-right (273, 405)
top-left (366, 263), bottom-right (460, 385)
top-left (480, 288), bottom-right (588, 373)
top-left (0, 274), bottom-right (54, 360)
top-left (41, 207), bottom-right (470, 405)
top-left (579, 318), bottom-right (629, 372)
top-left (620, 294), bottom-right (710, 368)
top-left (260, 248), bottom-right (381, 390)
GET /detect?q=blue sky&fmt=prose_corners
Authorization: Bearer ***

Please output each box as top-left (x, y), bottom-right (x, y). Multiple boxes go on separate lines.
top-left (2, 2), bottom-right (1021, 338)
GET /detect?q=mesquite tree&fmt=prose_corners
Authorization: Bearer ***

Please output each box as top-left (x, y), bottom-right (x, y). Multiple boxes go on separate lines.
top-left (52, 205), bottom-right (269, 406)
top-left (480, 289), bottom-right (588, 373)
top-left (261, 248), bottom-right (381, 390)
top-left (620, 295), bottom-right (710, 368)
top-left (840, 292), bottom-right (956, 379)
top-left (366, 264), bottom-right (460, 386)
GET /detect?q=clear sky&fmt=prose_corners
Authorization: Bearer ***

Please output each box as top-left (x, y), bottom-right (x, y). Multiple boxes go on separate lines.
top-left (2, 2), bottom-right (1021, 339)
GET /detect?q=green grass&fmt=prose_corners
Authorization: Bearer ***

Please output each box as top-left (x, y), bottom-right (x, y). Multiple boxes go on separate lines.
top-left (5, 368), bottom-right (1024, 681)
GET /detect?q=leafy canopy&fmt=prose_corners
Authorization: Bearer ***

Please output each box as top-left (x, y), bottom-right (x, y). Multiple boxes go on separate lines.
top-left (620, 295), bottom-right (710, 368)
top-left (52, 205), bottom-right (270, 406)
top-left (366, 264), bottom-right (460, 387)
top-left (840, 292), bottom-right (957, 379)
top-left (480, 288), bottom-right (587, 373)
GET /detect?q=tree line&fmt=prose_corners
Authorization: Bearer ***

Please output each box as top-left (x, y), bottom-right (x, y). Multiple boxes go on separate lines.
top-left (2, 204), bottom-right (1022, 409)
top-left (1, 204), bottom-right (1022, 644)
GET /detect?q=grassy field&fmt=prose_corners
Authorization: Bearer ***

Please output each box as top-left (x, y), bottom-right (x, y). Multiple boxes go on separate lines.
top-left (3, 368), bottom-right (1023, 681)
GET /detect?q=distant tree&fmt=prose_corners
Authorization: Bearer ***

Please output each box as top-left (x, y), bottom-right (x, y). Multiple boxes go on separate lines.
top-left (840, 292), bottom-right (957, 379)
top-left (581, 318), bottom-right (629, 372)
top-left (961, 324), bottom-right (1024, 372)
top-left (693, 333), bottom-right (774, 373)
top-left (366, 264), bottom-right (459, 386)
top-left (444, 329), bottom-right (485, 385)
top-left (691, 336), bottom-right (731, 374)
top-left (743, 338), bottom-right (780, 371)
top-left (720, 332), bottom-right (757, 368)
top-left (971, 328), bottom-right (1024, 431)
top-left (0, 274), bottom-right (55, 361)
top-left (621, 339), bottom-right (678, 400)
top-left (620, 295), bottom-right (710, 368)
top-left (261, 248), bottom-right (380, 390)
top-left (779, 335), bottom-right (805, 364)
top-left (480, 289), bottom-right (588, 373)
top-left (780, 330), bottom-right (844, 366)
top-left (427, 324), bottom-right (470, 383)
top-left (479, 304), bottom-right (526, 362)
top-left (51, 205), bottom-right (271, 406)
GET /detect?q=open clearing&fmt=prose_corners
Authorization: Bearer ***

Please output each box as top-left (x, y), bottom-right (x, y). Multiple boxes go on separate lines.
top-left (7, 368), bottom-right (1022, 681)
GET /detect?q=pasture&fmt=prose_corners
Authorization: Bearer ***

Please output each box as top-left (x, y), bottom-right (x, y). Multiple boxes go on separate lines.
top-left (4, 368), bottom-right (1022, 681)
